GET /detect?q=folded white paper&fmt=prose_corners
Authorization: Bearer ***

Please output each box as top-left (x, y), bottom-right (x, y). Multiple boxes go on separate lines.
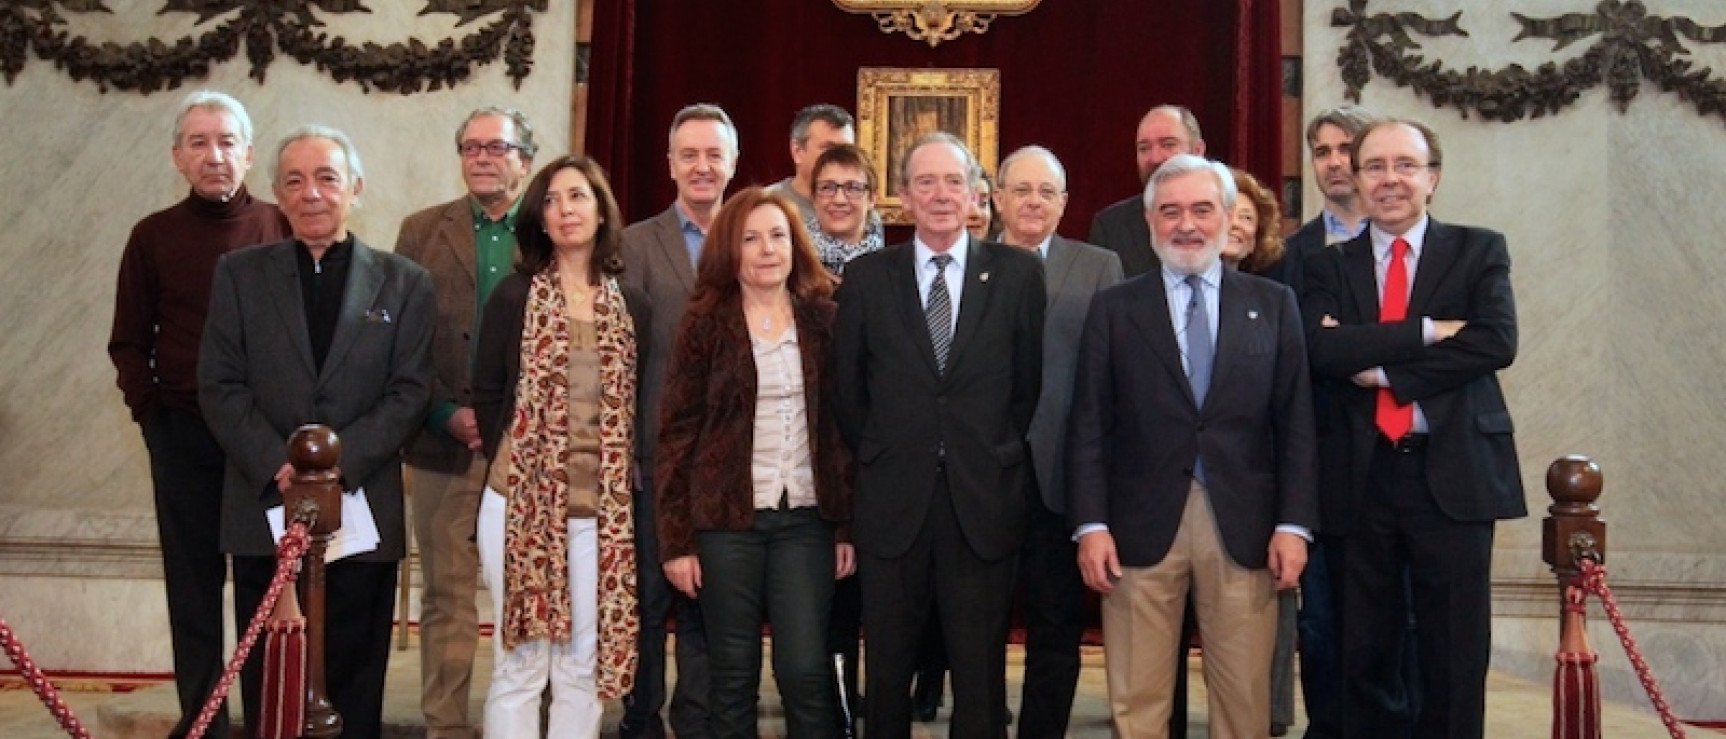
top-left (266, 488), bottom-right (382, 563)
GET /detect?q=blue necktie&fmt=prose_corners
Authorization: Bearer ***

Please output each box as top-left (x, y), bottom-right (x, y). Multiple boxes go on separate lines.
top-left (1185, 274), bottom-right (1213, 486)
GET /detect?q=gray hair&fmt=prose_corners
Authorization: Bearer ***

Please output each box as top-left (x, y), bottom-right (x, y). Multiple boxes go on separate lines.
top-left (173, 90), bottom-right (254, 147)
top-left (997, 145), bottom-right (1067, 191)
top-left (1145, 104), bottom-right (1203, 147)
top-left (1143, 154), bottom-right (1236, 212)
top-left (668, 103), bottom-right (740, 158)
top-left (897, 131), bottom-right (983, 190)
top-left (272, 124), bottom-right (365, 186)
top-left (1305, 105), bottom-right (1378, 146)
top-left (456, 106), bottom-right (539, 160)
top-left (790, 104), bottom-right (854, 144)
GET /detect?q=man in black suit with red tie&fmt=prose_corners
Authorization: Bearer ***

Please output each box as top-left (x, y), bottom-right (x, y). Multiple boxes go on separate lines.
top-left (835, 132), bottom-right (1045, 739)
top-left (1302, 118), bottom-right (1526, 739)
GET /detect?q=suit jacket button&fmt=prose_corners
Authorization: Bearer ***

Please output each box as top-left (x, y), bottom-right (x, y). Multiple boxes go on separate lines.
top-left (1182, 467), bottom-right (1194, 477)
top-left (462, 332), bottom-right (471, 340)
top-left (1196, 422), bottom-right (1206, 431)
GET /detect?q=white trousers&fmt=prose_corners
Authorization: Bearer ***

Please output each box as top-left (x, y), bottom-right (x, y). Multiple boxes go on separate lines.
top-left (477, 487), bottom-right (601, 739)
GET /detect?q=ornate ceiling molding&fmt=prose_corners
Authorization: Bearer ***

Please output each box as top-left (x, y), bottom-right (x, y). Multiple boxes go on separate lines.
top-left (0, 0), bottom-right (546, 95)
top-left (832, 0), bottom-right (1039, 48)
top-left (1333, 0), bottom-right (1726, 124)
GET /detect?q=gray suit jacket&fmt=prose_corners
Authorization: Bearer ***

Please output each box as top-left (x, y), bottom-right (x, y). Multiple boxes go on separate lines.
top-left (1028, 236), bottom-right (1123, 513)
top-left (619, 205), bottom-right (696, 471)
top-left (199, 237), bottom-right (436, 560)
top-left (394, 197), bottom-right (480, 472)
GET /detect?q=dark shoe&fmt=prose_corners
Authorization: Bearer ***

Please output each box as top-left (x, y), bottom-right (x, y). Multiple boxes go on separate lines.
top-left (1270, 722), bottom-right (1290, 737)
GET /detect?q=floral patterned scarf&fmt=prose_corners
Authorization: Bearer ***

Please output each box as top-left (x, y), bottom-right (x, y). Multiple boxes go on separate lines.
top-left (502, 268), bottom-right (640, 699)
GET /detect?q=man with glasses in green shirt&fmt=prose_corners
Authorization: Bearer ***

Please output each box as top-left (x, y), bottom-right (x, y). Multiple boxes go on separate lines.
top-left (396, 106), bottom-right (538, 739)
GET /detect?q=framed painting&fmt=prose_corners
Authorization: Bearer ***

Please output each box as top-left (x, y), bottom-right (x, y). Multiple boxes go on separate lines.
top-left (856, 67), bottom-right (1000, 225)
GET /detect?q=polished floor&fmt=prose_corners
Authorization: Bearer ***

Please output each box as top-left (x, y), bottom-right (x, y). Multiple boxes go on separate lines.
top-left (0, 637), bottom-right (1686, 738)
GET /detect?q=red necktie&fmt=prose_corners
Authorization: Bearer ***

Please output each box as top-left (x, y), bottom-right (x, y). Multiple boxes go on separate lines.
top-left (1375, 237), bottom-right (1414, 440)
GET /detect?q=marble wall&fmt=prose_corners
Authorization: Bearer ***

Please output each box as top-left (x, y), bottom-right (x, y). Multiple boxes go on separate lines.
top-left (1304, 0), bottom-right (1726, 719)
top-left (0, 3), bottom-right (575, 670)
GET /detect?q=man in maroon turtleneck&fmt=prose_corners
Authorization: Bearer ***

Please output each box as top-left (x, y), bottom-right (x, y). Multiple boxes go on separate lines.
top-left (107, 90), bottom-right (289, 739)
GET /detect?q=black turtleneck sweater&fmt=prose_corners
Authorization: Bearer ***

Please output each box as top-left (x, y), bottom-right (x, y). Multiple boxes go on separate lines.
top-left (109, 187), bottom-right (291, 422)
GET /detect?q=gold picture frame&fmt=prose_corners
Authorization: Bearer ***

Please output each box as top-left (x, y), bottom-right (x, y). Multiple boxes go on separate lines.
top-left (856, 67), bottom-right (1001, 225)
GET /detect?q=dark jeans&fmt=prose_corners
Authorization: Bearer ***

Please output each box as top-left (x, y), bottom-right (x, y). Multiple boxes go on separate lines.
top-left (697, 507), bottom-right (838, 738)
top-left (624, 478), bottom-right (712, 739)
top-left (235, 556), bottom-right (398, 739)
top-left (141, 407), bottom-right (231, 739)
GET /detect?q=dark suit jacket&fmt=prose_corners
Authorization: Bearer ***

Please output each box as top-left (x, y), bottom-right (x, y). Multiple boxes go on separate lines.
top-left (199, 237), bottom-right (436, 560)
top-left (1028, 236), bottom-right (1123, 513)
top-left (1067, 267), bottom-right (1318, 569)
top-left (834, 237), bottom-right (1046, 561)
top-left (395, 197), bottom-right (481, 472)
top-left (654, 295), bottom-right (851, 561)
top-left (1301, 219), bottom-right (1527, 535)
top-left (1087, 195), bottom-right (1158, 278)
top-left (620, 205), bottom-right (696, 472)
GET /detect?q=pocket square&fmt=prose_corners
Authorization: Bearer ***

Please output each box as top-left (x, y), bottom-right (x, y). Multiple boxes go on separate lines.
top-left (364, 308), bottom-right (392, 324)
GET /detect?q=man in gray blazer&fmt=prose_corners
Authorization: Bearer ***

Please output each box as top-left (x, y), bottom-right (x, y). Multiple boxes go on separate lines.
top-left (394, 107), bottom-right (537, 739)
top-left (993, 145), bottom-right (1122, 738)
top-left (617, 103), bottom-right (739, 739)
top-left (199, 125), bottom-right (435, 738)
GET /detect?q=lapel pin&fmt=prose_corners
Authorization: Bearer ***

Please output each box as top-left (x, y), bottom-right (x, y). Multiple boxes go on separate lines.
top-left (365, 308), bottom-right (393, 324)
top-left (1247, 309), bottom-right (1260, 320)
top-left (979, 271), bottom-right (991, 283)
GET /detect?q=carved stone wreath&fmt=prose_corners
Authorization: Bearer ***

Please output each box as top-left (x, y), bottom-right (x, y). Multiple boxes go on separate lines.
top-left (0, 0), bottom-right (546, 95)
top-left (1334, 0), bottom-right (1726, 123)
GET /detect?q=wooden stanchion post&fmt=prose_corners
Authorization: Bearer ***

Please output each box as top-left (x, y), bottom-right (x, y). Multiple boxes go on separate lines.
top-left (285, 425), bottom-right (345, 739)
top-left (1544, 455), bottom-right (1606, 739)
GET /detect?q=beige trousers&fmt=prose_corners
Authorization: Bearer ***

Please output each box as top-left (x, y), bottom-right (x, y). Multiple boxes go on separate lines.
top-left (1102, 481), bottom-right (1277, 739)
top-left (408, 458), bottom-right (487, 739)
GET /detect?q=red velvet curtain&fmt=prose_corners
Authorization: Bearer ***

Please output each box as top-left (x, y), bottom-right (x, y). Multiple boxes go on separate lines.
top-left (587, 0), bottom-right (1282, 239)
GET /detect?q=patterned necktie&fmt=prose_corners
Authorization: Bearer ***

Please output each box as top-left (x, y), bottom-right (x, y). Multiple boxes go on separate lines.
top-left (1376, 237), bottom-right (1414, 440)
top-left (926, 254), bottom-right (954, 372)
top-left (1183, 274), bottom-right (1213, 407)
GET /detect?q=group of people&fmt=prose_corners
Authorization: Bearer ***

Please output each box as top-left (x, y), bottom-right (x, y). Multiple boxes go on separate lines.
top-left (110, 89), bottom-right (1523, 739)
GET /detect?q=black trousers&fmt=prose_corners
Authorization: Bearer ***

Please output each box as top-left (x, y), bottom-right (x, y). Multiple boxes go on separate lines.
top-left (1342, 439), bottom-right (1494, 739)
top-left (234, 555), bottom-right (398, 739)
top-left (1014, 496), bottom-right (1084, 739)
top-left (861, 473), bottom-right (1017, 739)
top-left (140, 407), bottom-right (231, 739)
top-left (698, 507), bottom-right (838, 738)
top-left (623, 476), bottom-right (713, 739)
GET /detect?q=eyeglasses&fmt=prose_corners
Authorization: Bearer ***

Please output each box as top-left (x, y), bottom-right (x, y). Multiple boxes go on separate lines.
top-left (1357, 159), bottom-right (1435, 180)
top-left (815, 181), bottom-right (870, 199)
top-left (458, 140), bottom-right (524, 158)
top-left (1006, 184), bottom-right (1064, 201)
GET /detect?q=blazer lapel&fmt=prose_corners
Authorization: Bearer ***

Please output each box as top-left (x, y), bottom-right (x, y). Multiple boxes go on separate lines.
top-left (319, 241), bottom-right (383, 387)
top-left (655, 207), bottom-right (697, 293)
top-left (1407, 219), bottom-right (1455, 316)
top-left (891, 244), bottom-right (942, 377)
top-left (1341, 234), bottom-right (1380, 323)
top-left (1044, 236), bottom-right (1079, 299)
top-left (1209, 270), bottom-right (1253, 406)
top-left (1125, 273), bottom-right (1193, 405)
top-left (267, 243), bottom-right (316, 377)
top-left (944, 238), bottom-right (993, 374)
top-left (438, 202), bottom-right (478, 288)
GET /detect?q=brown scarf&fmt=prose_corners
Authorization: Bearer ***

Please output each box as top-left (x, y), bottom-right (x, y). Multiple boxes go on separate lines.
top-left (501, 268), bottom-right (640, 699)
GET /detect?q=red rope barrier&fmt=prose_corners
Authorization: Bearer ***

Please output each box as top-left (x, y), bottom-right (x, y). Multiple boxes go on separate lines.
top-left (185, 521), bottom-right (311, 739)
top-left (0, 521), bottom-right (311, 739)
top-left (1570, 557), bottom-right (1689, 739)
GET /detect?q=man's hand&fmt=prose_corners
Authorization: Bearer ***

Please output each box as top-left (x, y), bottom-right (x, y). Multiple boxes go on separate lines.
top-left (1077, 531), bottom-right (1123, 595)
top-left (1320, 314), bottom-right (1341, 328)
top-left (1267, 532), bottom-right (1308, 590)
top-left (835, 543), bottom-right (856, 579)
top-left (1433, 319), bottom-right (1467, 340)
top-left (1351, 368), bottom-right (1384, 388)
top-left (664, 555), bottom-right (702, 599)
top-left (447, 407), bottom-right (483, 451)
top-left (274, 462), bottom-right (295, 493)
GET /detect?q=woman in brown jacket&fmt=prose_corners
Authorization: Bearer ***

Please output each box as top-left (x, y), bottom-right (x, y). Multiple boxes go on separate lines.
top-left (655, 187), bottom-right (853, 738)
